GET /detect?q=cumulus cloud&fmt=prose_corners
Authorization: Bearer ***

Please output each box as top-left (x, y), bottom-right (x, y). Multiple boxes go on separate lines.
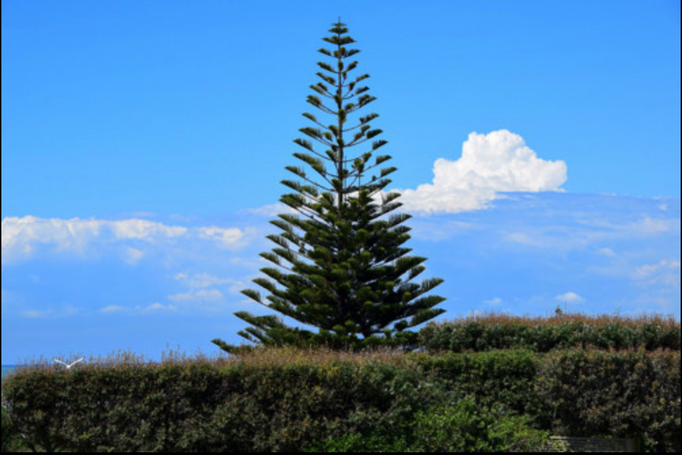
top-left (396, 130), bottom-right (567, 214)
top-left (1, 216), bottom-right (255, 264)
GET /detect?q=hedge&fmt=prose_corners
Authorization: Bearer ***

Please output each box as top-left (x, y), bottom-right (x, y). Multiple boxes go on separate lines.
top-left (418, 313), bottom-right (680, 353)
top-left (2, 347), bottom-right (679, 452)
top-left (537, 348), bottom-right (681, 452)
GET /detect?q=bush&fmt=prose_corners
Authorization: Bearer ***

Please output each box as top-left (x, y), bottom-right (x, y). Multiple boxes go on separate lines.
top-left (305, 396), bottom-right (555, 452)
top-left (411, 397), bottom-right (554, 452)
top-left (419, 313), bottom-right (680, 353)
top-left (537, 348), bottom-right (681, 451)
top-left (416, 349), bottom-right (549, 424)
top-left (1, 407), bottom-right (10, 452)
top-left (2, 406), bottom-right (27, 453)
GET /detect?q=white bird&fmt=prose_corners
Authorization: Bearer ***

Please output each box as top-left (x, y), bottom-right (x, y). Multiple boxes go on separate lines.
top-left (53, 358), bottom-right (84, 369)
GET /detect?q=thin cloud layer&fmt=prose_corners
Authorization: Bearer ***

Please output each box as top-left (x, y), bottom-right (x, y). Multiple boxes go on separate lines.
top-left (556, 292), bottom-right (585, 303)
top-left (397, 130), bottom-right (567, 214)
top-left (1, 216), bottom-right (254, 264)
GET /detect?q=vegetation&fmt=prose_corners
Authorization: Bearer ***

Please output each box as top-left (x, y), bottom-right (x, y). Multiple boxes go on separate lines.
top-left (212, 20), bottom-right (445, 353)
top-left (2, 406), bottom-right (16, 452)
top-left (305, 396), bottom-right (557, 452)
top-left (420, 312), bottom-right (680, 352)
top-left (3, 315), bottom-right (680, 452)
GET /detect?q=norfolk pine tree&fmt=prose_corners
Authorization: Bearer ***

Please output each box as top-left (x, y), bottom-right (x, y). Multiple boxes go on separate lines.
top-left (212, 21), bottom-right (445, 353)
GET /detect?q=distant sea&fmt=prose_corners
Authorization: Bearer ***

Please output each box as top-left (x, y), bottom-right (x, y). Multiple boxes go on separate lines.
top-left (2, 365), bottom-right (17, 380)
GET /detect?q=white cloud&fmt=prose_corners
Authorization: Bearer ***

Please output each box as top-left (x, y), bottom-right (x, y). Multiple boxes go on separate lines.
top-left (630, 217), bottom-right (671, 236)
top-left (124, 247), bottom-right (145, 265)
top-left (100, 305), bottom-right (127, 314)
top-left (21, 305), bottom-right (79, 319)
top-left (396, 130), bottom-right (567, 214)
top-left (634, 260), bottom-right (681, 287)
top-left (168, 289), bottom-right (224, 303)
top-left (241, 203), bottom-right (297, 217)
top-left (22, 310), bottom-right (47, 319)
top-left (505, 232), bottom-right (545, 247)
top-left (503, 214), bottom-right (678, 253)
top-left (101, 302), bottom-right (184, 314)
top-left (144, 303), bottom-right (177, 312)
top-left (174, 272), bottom-right (235, 289)
top-left (483, 297), bottom-right (503, 306)
top-left (555, 292), bottom-right (585, 303)
top-left (197, 226), bottom-right (252, 249)
top-left (110, 219), bottom-right (187, 240)
top-left (2, 216), bottom-right (100, 259)
top-left (598, 248), bottom-right (617, 257)
top-left (1, 216), bottom-right (255, 264)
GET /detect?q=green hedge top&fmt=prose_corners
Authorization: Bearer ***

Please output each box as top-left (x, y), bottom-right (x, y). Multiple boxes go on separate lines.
top-left (419, 313), bottom-right (681, 353)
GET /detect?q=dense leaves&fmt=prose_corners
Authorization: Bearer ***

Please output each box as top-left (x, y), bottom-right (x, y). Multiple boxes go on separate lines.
top-left (2, 344), bottom-right (679, 452)
top-left (537, 348), bottom-right (681, 452)
top-left (305, 397), bottom-right (556, 452)
top-left (419, 313), bottom-right (680, 353)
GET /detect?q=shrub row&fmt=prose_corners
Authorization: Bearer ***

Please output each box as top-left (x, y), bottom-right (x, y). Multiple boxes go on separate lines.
top-left (2, 347), bottom-right (679, 452)
top-left (418, 313), bottom-right (680, 353)
top-left (537, 348), bottom-right (681, 452)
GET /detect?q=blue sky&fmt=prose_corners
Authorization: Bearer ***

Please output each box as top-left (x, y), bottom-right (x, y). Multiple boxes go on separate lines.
top-left (2, 0), bottom-right (680, 363)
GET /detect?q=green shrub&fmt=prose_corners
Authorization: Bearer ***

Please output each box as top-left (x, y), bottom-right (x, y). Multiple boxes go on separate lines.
top-left (416, 349), bottom-right (549, 425)
top-left (305, 396), bottom-right (555, 452)
top-left (419, 313), bottom-right (680, 353)
top-left (411, 397), bottom-right (554, 452)
top-left (2, 406), bottom-right (27, 453)
top-left (1, 407), bottom-right (10, 452)
top-left (537, 348), bottom-right (681, 451)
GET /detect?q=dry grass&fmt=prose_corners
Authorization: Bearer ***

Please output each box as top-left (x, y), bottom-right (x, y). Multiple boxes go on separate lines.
top-left (432, 311), bottom-right (679, 329)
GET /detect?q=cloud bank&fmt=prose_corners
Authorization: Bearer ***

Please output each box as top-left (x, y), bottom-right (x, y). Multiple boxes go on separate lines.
top-left (397, 130), bottom-right (567, 214)
top-left (1, 216), bottom-right (255, 265)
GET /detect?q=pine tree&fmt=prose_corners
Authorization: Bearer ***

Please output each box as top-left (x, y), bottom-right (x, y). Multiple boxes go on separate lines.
top-left (212, 20), bottom-right (445, 353)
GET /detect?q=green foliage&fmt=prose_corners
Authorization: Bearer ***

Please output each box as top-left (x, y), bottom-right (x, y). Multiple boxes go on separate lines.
top-left (1, 406), bottom-right (24, 453)
top-left (419, 313), bottom-right (680, 353)
top-left (537, 348), bottom-right (681, 452)
top-left (2, 346), bottom-right (679, 452)
top-left (411, 397), bottom-right (554, 452)
top-left (416, 349), bottom-right (548, 422)
top-left (0, 408), bottom-right (6, 453)
top-left (305, 397), bottom-right (555, 452)
top-left (214, 20), bottom-right (445, 354)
